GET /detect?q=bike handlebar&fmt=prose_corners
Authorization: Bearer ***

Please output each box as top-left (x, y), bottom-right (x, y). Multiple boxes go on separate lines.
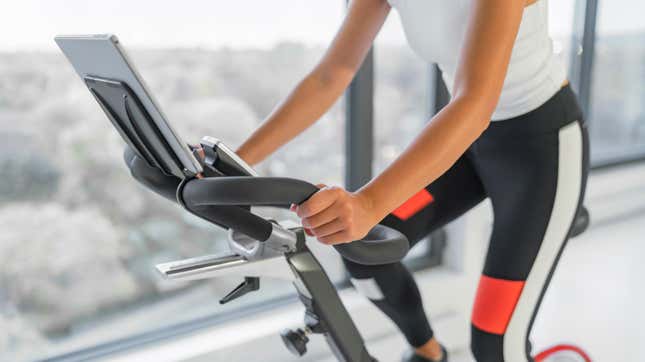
top-left (182, 177), bottom-right (318, 207)
top-left (182, 177), bottom-right (410, 265)
top-left (126, 147), bottom-right (272, 239)
top-left (125, 147), bottom-right (410, 265)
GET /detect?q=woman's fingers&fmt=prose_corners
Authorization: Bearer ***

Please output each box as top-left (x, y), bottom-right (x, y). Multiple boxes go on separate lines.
top-left (189, 144), bottom-right (206, 160)
top-left (296, 183), bottom-right (329, 214)
top-left (296, 186), bottom-right (342, 218)
top-left (293, 183), bottom-right (329, 214)
top-left (318, 230), bottom-right (352, 245)
top-left (310, 218), bottom-right (345, 238)
top-left (301, 202), bottom-right (343, 228)
top-left (291, 184), bottom-right (376, 245)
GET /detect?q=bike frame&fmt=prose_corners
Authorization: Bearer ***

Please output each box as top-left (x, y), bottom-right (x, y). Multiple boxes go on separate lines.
top-left (156, 227), bottom-right (376, 362)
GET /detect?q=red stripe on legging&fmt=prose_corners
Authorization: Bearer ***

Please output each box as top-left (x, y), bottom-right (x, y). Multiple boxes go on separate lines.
top-left (392, 189), bottom-right (434, 220)
top-left (471, 275), bottom-right (525, 335)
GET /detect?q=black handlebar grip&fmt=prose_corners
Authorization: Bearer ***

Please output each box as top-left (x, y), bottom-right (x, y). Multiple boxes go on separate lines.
top-left (124, 146), bottom-right (180, 202)
top-left (187, 204), bottom-right (273, 242)
top-left (334, 224), bottom-right (409, 265)
top-left (179, 177), bottom-right (318, 207)
top-left (180, 179), bottom-right (275, 241)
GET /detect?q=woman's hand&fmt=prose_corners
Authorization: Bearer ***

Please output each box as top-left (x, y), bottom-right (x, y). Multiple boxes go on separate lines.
top-left (189, 144), bottom-right (206, 160)
top-left (292, 185), bottom-right (379, 245)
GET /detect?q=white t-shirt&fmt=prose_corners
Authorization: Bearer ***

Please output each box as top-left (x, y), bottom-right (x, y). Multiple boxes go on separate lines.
top-left (387, 0), bottom-right (567, 120)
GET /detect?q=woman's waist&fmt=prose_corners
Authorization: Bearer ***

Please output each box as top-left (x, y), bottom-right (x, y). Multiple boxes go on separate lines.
top-left (476, 83), bottom-right (584, 142)
top-left (440, 51), bottom-right (568, 121)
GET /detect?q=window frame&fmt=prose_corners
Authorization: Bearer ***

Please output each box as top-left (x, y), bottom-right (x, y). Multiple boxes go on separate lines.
top-left (570, 0), bottom-right (645, 168)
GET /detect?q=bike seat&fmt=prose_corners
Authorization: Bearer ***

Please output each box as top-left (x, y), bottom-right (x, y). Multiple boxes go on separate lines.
top-left (570, 206), bottom-right (590, 238)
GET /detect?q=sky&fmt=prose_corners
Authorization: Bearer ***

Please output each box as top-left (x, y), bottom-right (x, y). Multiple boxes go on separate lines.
top-left (0, 0), bottom-right (643, 52)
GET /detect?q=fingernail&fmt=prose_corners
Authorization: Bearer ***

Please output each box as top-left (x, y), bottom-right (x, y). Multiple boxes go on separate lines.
top-left (305, 228), bottom-right (314, 236)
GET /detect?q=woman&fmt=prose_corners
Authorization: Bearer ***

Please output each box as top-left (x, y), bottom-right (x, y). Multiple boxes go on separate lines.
top-left (234, 0), bottom-right (589, 361)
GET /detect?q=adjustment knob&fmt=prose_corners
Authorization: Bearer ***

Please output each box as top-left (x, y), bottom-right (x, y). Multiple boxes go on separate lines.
top-left (280, 328), bottom-right (309, 356)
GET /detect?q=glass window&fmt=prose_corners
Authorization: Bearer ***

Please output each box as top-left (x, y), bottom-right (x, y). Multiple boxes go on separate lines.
top-left (548, 0), bottom-right (578, 71)
top-left (0, 1), bottom-right (347, 360)
top-left (373, 11), bottom-right (428, 176)
top-left (372, 10), bottom-right (444, 264)
top-left (588, 0), bottom-right (645, 164)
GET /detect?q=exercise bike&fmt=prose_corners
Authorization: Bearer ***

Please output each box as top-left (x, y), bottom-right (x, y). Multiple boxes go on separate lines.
top-left (56, 33), bottom-right (592, 361)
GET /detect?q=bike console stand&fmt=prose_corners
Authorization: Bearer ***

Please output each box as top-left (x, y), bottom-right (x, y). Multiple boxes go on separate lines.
top-left (156, 227), bottom-right (376, 362)
top-left (284, 230), bottom-right (376, 362)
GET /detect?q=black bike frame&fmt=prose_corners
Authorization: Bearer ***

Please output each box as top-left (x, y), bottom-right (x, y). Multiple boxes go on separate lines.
top-left (287, 230), bottom-right (375, 362)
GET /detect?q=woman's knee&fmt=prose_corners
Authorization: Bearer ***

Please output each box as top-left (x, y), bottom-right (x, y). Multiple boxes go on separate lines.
top-left (343, 258), bottom-right (389, 300)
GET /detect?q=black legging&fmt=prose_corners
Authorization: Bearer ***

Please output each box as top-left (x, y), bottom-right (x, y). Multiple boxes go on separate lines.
top-left (343, 85), bottom-right (589, 362)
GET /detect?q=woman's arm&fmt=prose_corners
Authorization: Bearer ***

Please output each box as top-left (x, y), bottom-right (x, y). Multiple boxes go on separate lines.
top-left (236, 0), bottom-right (391, 165)
top-left (295, 0), bottom-right (527, 245)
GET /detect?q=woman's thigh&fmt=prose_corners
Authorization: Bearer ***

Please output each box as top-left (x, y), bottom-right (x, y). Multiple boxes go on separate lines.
top-left (380, 149), bottom-right (487, 248)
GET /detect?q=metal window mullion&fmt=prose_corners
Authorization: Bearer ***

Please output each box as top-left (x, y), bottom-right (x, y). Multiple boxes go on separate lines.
top-left (345, 48), bottom-right (375, 192)
top-left (421, 64), bottom-right (450, 270)
top-left (429, 64), bottom-right (450, 115)
top-left (569, 0), bottom-right (599, 116)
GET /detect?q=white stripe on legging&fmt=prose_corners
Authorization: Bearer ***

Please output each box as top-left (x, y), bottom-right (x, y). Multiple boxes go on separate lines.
top-left (503, 121), bottom-right (584, 361)
top-left (350, 277), bottom-right (385, 300)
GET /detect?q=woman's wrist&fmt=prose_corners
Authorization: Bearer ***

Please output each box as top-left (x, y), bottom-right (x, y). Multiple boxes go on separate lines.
top-left (354, 186), bottom-right (390, 225)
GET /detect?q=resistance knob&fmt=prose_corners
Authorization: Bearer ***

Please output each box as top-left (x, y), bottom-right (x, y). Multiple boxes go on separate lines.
top-left (280, 328), bottom-right (310, 356)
